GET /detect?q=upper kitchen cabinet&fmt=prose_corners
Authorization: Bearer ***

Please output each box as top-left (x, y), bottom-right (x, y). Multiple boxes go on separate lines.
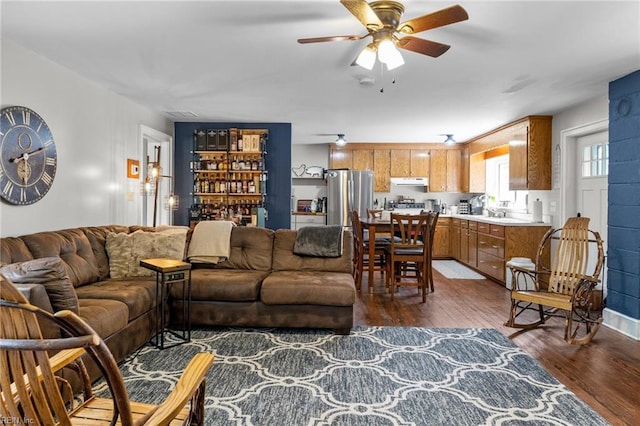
top-left (374, 149), bottom-right (391, 192)
top-left (468, 115), bottom-right (552, 191)
top-left (329, 148), bottom-right (352, 169)
top-left (410, 149), bottom-right (430, 177)
top-left (508, 116), bottom-right (552, 190)
top-left (390, 149), bottom-right (411, 177)
top-left (352, 149), bottom-right (374, 171)
top-left (429, 149), bottom-right (462, 192)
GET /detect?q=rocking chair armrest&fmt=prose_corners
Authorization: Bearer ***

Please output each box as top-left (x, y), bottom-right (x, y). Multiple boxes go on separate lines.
top-left (49, 347), bottom-right (85, 373)
top-left (142, 352), bottom-right (215, 425)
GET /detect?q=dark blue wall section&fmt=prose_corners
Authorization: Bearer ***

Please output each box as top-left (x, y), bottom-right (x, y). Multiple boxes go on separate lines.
top-left (608, 69), bottom-right (640, 319)
top-left (174, 122), bottom-right (292, 230)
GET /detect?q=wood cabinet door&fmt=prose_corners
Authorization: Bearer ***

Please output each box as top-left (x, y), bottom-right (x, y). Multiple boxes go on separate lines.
top-left (373, 149), bottom-right (390, 192)
top-left (460, 146), bottom-right (470, 193)
top-left (469, 152), bottom-right (486, 193)
top-left (330, 148), bottom-right (352, 170)
top-left (429, 149), bottom-right (448, 192)
top-left (508, 123), bottom-right (528, 190)
top-left (460, 227), bottom-right (469, 264)
top-left (433, 221), bottom-right (450, 258)
top-left (468, 229), bottom-right (478, 267)
top-left (390, 149), bottom-right (411, 177)
top-left (526, 116), bottom-right (552, 190)
top-left (446, 149), bottom-right (462, 192)
top-left (352, 149), bottom-right (374, 171)
top-left (450, 224), bottom-right (461, 259)
top-left (410, 149), bottom-right (430, 177)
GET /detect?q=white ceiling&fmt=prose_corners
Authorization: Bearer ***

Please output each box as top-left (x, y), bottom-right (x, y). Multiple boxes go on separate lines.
top-left (2, 1), bottom-right (639, 145)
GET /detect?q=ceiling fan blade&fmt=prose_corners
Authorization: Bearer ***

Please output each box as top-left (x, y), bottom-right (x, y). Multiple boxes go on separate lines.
top-left (397, 36), bottom-right (450, 58)
top-left (398, 5), bottom-right (469, 34)
top-left (297, 35), bottom-right (362, 44)
top-left (340, 0), bottom-right (384, 30)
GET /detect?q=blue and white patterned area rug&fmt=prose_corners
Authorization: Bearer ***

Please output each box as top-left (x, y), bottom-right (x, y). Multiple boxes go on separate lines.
top-left (95, 327), bottom-right (607, 425)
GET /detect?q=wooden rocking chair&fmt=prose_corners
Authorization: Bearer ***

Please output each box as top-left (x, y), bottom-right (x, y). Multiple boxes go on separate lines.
top-left (504, 217), bottom-right (605, 345)
top-left (0, 275), bottom-right (215, 425)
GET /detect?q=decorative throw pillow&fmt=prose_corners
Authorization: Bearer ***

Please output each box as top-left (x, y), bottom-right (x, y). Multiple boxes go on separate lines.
top-left (106, 231), bottom-right (186, 279)
top-left (0, 256), bottom-right (79, 314)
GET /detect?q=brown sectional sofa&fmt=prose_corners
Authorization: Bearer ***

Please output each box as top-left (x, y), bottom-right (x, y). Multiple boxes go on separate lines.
top-left (0, 224), bottom-right (355, 381)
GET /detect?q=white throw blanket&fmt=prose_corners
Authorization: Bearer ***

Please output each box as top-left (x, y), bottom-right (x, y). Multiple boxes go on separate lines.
top-left (187, 221), bottom-right (235, 264)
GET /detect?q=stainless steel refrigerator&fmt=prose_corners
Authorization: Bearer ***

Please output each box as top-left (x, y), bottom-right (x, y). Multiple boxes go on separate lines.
top-left (326, 170), bottom-right (374, 226)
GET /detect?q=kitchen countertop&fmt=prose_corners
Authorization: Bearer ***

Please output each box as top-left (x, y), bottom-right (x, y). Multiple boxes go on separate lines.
top-left (443, 213), bottom-right (550, 227)
top-left (291, 211), bottom-right (326, 216)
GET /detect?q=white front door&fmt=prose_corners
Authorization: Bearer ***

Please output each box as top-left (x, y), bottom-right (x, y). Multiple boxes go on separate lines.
top-left (575, 130), bottom-right (608, 295)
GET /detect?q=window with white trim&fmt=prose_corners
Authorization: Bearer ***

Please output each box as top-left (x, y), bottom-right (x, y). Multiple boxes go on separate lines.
top-left (582, 142), bottom-right (609, 177)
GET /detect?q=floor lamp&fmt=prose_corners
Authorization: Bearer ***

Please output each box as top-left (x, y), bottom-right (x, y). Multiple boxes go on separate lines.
top-left (142, 145), bottom-right (178, 227)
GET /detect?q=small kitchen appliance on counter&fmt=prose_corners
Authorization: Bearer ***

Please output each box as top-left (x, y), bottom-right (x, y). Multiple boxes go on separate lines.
top-left (458, 200), bottom-right (470, 214)
top-left (469, 195), bottom-right (486, 215)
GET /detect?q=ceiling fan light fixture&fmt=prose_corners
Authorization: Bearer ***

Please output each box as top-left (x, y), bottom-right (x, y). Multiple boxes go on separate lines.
top-left (355, 44), bottom-right (377, 70)
top-left (377, 38), bottom-right (404, 70)
top-left (443, 134), bottom-right (456, 145)
top-left (336, 134), bottom-right (347, 146)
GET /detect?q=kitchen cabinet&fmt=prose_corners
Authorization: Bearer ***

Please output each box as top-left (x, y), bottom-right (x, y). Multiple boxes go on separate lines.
top-left (374, 149), bottom-right (391, 192)
top-left (468, 221), bottom-right (478, 268)
top-left (329, 148), bottom-right (352, 170)
top-left (429, 149), bottom-right (462, 192)
top-left (410, 149), bottom-right (430, 177)
top-left (509, 116), bottom-right (552, 190)
top-left (467, 115), bottom-right (552, 191)
top-left (432, 217), bottom-right (450, 259)
top-left (469, 152), bottom-right (486, 193)
top-left (352, 149), bottom-right (374, 171)
top-left (459, 220), bottom-right (469, 264)
top-left (390, 149), bottom-right (411, 177)
top-left (450, 218), bottom-right (461, 259)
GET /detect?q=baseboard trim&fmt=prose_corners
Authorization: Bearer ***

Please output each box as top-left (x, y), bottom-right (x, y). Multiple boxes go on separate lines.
top-left (603, 308), bottom-right (640, 340)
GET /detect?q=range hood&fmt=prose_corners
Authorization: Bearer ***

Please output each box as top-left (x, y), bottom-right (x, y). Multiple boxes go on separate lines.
top-left (390, 177), bottom-right (429, 186)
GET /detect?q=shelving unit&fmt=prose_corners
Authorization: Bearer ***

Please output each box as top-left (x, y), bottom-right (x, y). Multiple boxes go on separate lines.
top-left (189, 128), bottom-right (268, 227)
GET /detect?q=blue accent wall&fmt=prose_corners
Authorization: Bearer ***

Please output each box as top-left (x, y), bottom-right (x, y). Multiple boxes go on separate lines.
top-left (608, 69), bottom-right (640, 319)
top-left (174, 122), bottom-right (292, 230)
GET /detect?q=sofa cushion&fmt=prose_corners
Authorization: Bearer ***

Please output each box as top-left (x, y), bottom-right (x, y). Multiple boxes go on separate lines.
top-left (271, 229), bottom-right (353, 274)
top-left (0, 237), bottom-right (34, 265)
top-left (106, 230), bottom-right (186, 279)
top-left (261, 271), bottom-right (356, 306)
top-left (74, 278), bottom-right (156, 321)
top-left (185, 269), bottom-right (269, 302)
top-left (77, 298), bottom-right (129, 339)
top-left (215, 227), bottom-right (274, 271)
top-left (19, 229), bottom-right (100, 288)
top-left (0, 257), bottom-right (80, 314)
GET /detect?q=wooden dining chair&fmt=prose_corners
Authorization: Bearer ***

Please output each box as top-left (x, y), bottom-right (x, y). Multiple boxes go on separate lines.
top-left (0, 275), bottom-right (215, 425)
top-left (420, 210), bottom-right (440, 292)
top-left (504, 216), bottom-right (605, 344)
top-left (384, 213), bottom-right (431, 302)
top-left (349, 210), bottom-right (364, 291)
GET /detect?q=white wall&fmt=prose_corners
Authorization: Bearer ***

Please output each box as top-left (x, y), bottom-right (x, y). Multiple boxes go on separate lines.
top-left (291, 144), bottom-right (329, 205)
top-left (0, 39), bottom-right (172, 237)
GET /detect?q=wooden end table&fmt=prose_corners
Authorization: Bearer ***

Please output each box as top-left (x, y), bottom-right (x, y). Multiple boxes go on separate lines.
top-left (140, 258), bottom-right (192, 349)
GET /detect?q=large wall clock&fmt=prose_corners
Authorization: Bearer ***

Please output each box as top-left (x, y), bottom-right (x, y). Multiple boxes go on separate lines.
top-left (0, 106), bottom-right (57, 205)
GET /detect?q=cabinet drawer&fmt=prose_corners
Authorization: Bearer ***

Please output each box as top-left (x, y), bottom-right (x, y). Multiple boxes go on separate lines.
top-left (477, 222), bottom-right (491, 234)
top-left (478, 233), bottom-right (505, 258)
top-left (477, 252), bottom-right (505, 281)
top-left (451, 218), bottom-right (461, 227)
top-left (461, 220), bottom-right (469, 229)
top-left (469, 221), bottom-right (478, 231)
top-left (490, 224), bottom-right (505, 238)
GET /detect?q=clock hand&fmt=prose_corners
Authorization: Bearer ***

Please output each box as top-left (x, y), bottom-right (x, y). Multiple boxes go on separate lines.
top-left (8, 147), bottom-right (45, 163)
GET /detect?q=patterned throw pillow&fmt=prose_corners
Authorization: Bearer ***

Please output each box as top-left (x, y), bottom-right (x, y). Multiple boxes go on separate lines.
top-left (106, 231), bottom-right (186, 279)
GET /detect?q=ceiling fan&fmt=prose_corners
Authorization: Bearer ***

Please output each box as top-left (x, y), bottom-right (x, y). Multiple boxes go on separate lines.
top-left (298, 0), bottom-right (469, 70)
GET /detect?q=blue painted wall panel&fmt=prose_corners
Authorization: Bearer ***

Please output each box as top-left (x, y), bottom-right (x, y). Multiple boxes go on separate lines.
top-left (608, 69), bottom-right (640, 320)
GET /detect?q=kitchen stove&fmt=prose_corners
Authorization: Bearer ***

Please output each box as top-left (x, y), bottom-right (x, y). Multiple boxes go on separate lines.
top-left (388, 202), bottom-right (426, 209)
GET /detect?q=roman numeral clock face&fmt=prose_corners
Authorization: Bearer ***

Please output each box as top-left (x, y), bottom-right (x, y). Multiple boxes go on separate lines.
top-left (0, 106), bottom-right (57, 205)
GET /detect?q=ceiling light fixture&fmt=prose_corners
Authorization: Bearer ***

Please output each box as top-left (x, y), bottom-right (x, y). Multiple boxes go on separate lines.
top-left (336, 134), bottom-right (347, 146)
top-left (355, 44), bottom-right (377, 70)
top-left (376, 38), bottom-right (404, 71)
top-left (443, 134), bottom-right (456, 145)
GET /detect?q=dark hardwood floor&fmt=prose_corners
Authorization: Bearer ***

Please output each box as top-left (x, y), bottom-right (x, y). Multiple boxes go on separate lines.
top-left (354, 269), bottom-right (640, 426)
